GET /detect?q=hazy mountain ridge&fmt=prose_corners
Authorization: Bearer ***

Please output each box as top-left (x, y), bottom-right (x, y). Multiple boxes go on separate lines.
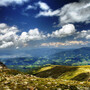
top-left (0, 47), bottom-right (90, 72)
top-left (0, 48), bottom-right (66, 58)
top-left (49, 47), bottom-right (90, 65)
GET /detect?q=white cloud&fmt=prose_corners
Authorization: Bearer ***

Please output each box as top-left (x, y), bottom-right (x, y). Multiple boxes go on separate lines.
top-left (0, 23), bottom-right (90, 49)
top-left (86, 35), bottom-right (90, 39)
top-left (50, 24), bottom-right (76, 38)
top-left (25, 1), bottom-right (51, 16)
top-left (35, 0), bottom-right (90, 25)
top-left (59, 0), bottom-right (90, 25)
top-left (36, 1), bottom-right (50, 11)
top-left (50, 24), bottom-right (90, 40)
top-left (24, 1), bottom-right (60, 18)
top-left (35, 1), bottom-right (60, 18)
top-left (48, 24), bottom-right (90, 40)
top-left (0, 23), bottom-right (7, 29)
top-left (0, 0), bottom-right (29, 6)
top-left (0, 23), bottom-right (46, 49)
top-left (0, 41), bottom-right (14, 49)
top-left (41, 41), bottom-right (89, 47)
top-left (26, 5), bottom-right (37, 10)
top-left (25, 1), bottom-right (50, 11)
top-left (28, 28), bottom-right (46, 40)
top-left (0, 23), bottom-right (19, 48)
top-left (19, 28), bottom-right (46, 46)
top-left (36, 9), bottom-right (60, 18)
top-left (75, 30), bottom-right (90, 39)
top-left (19, 32), bottom-right (28, 43)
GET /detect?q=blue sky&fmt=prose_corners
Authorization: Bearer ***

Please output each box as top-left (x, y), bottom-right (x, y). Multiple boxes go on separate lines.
top-left (0, 0), bottom-right (90, 50)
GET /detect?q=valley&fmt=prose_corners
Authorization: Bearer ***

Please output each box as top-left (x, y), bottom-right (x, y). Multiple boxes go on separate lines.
top-left (0, 47), bottom-right (90, 72)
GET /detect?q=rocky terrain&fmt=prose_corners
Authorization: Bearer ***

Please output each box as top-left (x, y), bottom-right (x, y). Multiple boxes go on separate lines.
top-left (0, 62), bottom-right (90, 90)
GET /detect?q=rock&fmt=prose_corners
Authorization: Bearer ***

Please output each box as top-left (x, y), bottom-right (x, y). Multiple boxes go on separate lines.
top-left (27, 86), bottom-right (35, 90)
top-left (57, 88), bottom-right (62, 90)
top-left (0, 61), bottom-right (7, 69)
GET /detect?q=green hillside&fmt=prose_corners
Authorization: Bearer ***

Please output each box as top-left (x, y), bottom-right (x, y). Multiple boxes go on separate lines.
top-left (0, 62), bottom-right (90, 90)
top-left (0, 47), bottom-right (90, 73)
top-left (34, 65), bottom-right (90, 81)
top-left (49, 47), bottom-right (90, 66)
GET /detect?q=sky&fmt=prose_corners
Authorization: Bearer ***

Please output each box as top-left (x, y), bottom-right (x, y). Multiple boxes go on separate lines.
top-left (0, 0), bottom-right (90, 51)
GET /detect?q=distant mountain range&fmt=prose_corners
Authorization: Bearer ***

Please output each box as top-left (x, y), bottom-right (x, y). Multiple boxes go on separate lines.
top-left (49, 47), bottom-right (90, 65)
top-left (0, 48), bottom-right (66, 58)
top-left (0, 47), bottom-right (90, 71)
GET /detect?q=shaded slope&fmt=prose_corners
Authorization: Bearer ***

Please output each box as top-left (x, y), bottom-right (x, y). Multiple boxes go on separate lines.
top-left (34, 65), bottom-right (90, 81)
top-left (72, 72), bottom-right (90, 81)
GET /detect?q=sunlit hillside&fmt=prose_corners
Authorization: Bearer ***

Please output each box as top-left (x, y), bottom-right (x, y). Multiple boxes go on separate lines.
top-left (34, 65), bottom-right (90, 81)
top-left (0, 62), bottom-right (90, 90)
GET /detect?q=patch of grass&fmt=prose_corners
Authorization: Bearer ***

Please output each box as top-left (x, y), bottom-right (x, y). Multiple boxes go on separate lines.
top-left (72, 72), bottom-right (90, 81)
top-left (34, 65), bottom-right (90, 81)
top-left (0, 65), bottom-right (90, 90)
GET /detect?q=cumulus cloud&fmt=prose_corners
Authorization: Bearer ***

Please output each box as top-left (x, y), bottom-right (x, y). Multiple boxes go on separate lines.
top-left (59, 0), bottom-right (90, 25)
top-left (28, 28), bottom-right (46, 40)
top-left (75, 30), bottom-right (90, 39)
top-left (0, 0), bottom-right (29, 6)
top-left (0, 23), bottom-right (46, 49)
top-left (35, 0), bottom-right (90, 25)
top-left (0, 41), bottom-right (14, 49)
top-left (50, 24), bottom-right (90, 40)
top-left (41, 41), bottom-right (89, 47)
top-left (86, 35), bottom-right (90, 39)
top-left (19, 28), bottom-right (46, 46)
top-left (50, 24), bottom-right (76, 38)
top-left (0, 23), bottom-right (19, 49)
top-left (0, 23), bottom-right (90, 49)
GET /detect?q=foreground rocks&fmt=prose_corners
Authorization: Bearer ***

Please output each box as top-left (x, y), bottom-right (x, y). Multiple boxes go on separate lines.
top-left (0, 62), bottom-right (90, 90)
top-left (0, 71), bottom-right (90, 90)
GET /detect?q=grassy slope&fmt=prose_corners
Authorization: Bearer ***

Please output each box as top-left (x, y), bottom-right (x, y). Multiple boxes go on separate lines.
top-left (35, 65), bottom-right (90, 81)
top-left (0, 65), bottom-right (90, 90)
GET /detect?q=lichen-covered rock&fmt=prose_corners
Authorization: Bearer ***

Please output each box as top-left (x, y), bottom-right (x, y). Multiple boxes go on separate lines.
top-left (0, 61), bottom-right (7, 69)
